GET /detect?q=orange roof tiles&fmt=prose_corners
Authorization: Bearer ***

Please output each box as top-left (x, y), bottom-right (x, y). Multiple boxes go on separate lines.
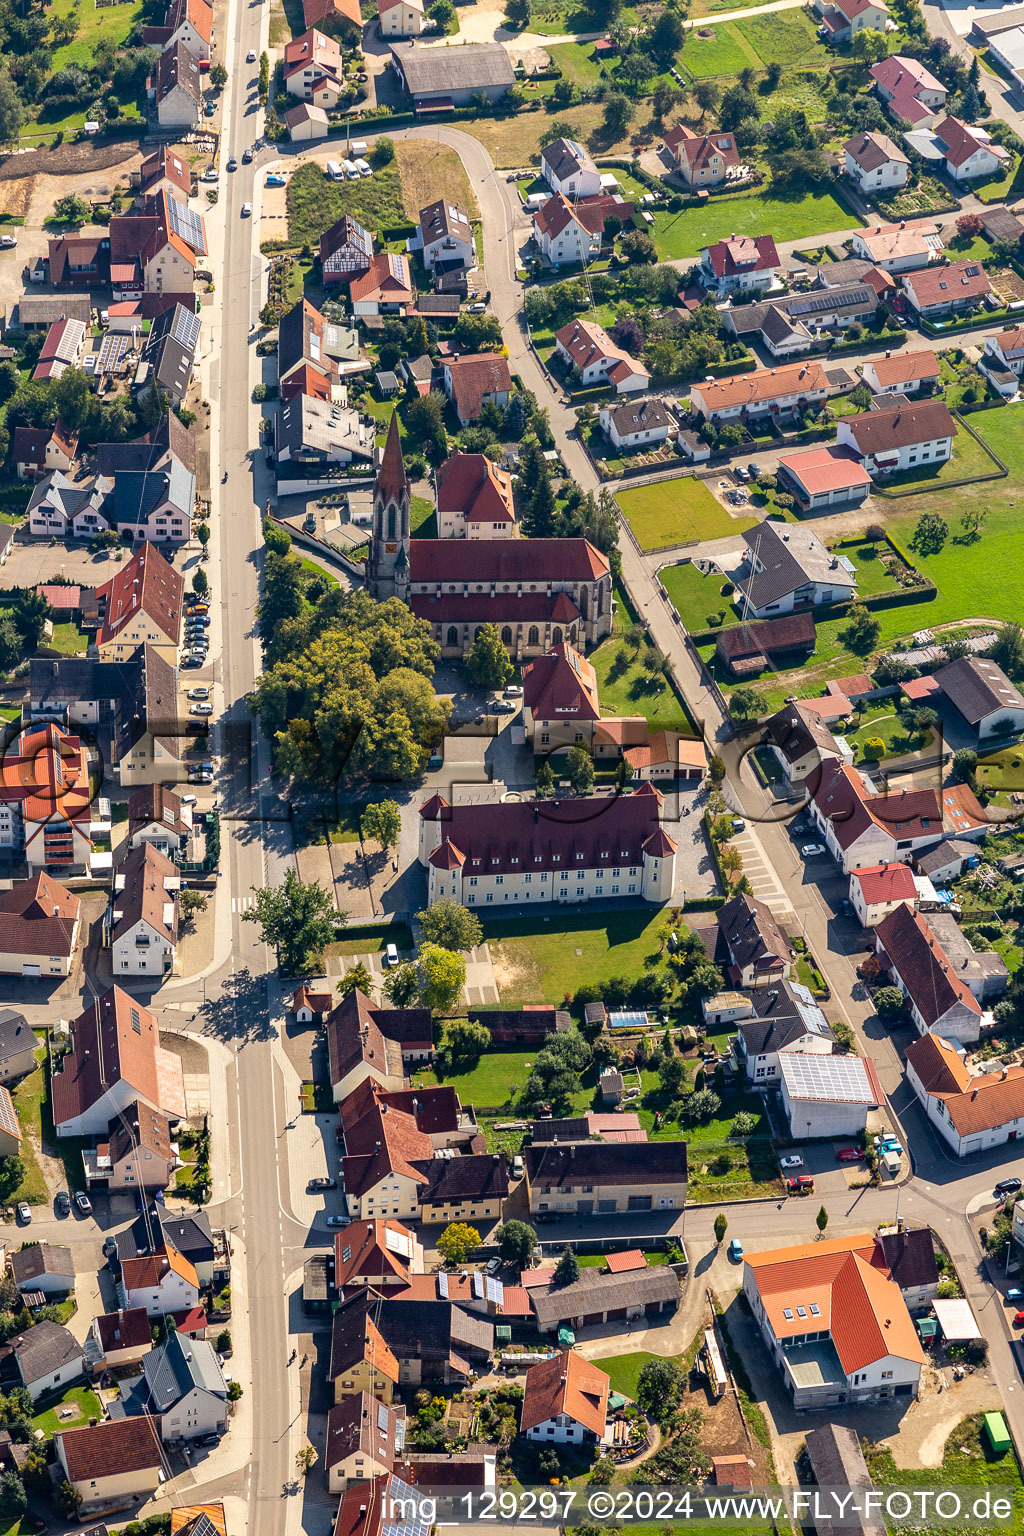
top-left (521, 1349), bottom-right (609, 1436)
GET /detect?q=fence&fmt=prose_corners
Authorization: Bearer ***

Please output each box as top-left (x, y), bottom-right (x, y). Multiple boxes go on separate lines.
top-left (873, 408), bottom-right (1007, 498)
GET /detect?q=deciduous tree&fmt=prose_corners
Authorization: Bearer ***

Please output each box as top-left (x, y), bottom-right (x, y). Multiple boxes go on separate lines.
top-left (242, 870), bottom-right (340, 974)
top-left (417, 898), bottom-right (483, 953)
top-left (437, 1222), bottom-right (481, 1265)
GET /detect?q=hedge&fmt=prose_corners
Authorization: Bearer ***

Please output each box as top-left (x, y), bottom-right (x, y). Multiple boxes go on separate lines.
top-left (828, 329), bottom-right (907, 356)
top-left (684, 578), bottom-right (939, 648)
top-left (683, 895), bottom-right (726, 911)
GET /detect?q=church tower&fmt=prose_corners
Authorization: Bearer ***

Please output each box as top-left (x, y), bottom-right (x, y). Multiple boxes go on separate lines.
top-left (368, 411), bottom-right (410, 601)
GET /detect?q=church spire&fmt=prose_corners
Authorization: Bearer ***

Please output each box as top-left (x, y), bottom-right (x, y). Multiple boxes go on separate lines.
top-left (377, 411), bottom-right (407, 505)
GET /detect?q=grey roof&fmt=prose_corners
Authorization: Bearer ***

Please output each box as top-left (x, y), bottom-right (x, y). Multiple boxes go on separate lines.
top-left (143, 304), bottom-right (199, 400)
top-left (736, 521), bottom-right (858, 610)
top-left (0, 1010), bottom-right (34, 1064)
top-left (28, 470), bottom-right (109, 528)
top-left (275, 395), bottom-right (375, 462)
top-left (934, 655), bottom-right (1024, 726)
top-left (142, 1329), bottom-right (226, 1411)
top-left (159, 1207), bottom-right (214, 1261)
top-left (523, 1140), bottom-right (686, 1190)
top-left (980, 206), bottom-right (1024, 243)
top-left (914, 838), bottom-right (979, 877)
top-left (10, 1243), bottom-right (75, 1285)
top-left (737, 981), bottom-right (834, 1056)
top-left (11, 1320), bottom-right (83, 1383)
top-left (729, 285), bottom-right (876, 337)
top-left (603, 397), bottom-right (674, 435)
top-left (876, 1227), bottom-right (938, 1293)
top-left (541, 137), bottom-right (599, 183)
top-left (93, 412), bottom-right (196, 480)
top-left (812, 259), bottom-right (877, 289)
top-left (717, 891), bottom-right (790, 975)
top-left (926, 910), bottom-right (1009, 986)
top-left (17, 295), bottom-right (92, 326)
top-left (110, 458), bottom-right (194, 530)
top-left (531, 1266), bottom-right (678, 1329)
top-left (804, 1424), bottom-right (884, 1536)
top-left (414, 1153), bottom-right (509, 1204)
top-left (845, 131), bottom-right (908, 171)
top-left (390, 40), bottom-right (515, 96)
top-left (761, 305), bottom-right (807, 346)
top-left (764, 704), bottom-right (838, 769)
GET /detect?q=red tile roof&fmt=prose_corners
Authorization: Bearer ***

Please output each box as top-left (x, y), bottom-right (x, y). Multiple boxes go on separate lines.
top-left (350, 251), bottom-right (413, 305)
top-left (874, 903), bottom-right (982, 1026)
top-left (51, 986), bottom-right (163, 1129)
top-left (0, 723), bottom-right (91, 833)
top-left (303, 0), bottom-right (361, 26)
top-left (522, 1350), bottom-right (609, 1436)
top-left (902, 260), bottom-right (992, 309)
top-left (523, 642), bottom-right (600, 722)
top-left (777, 445), bottom-right (873, 497)
top-left (334, 1218), bottom-right (418, 1288)
top-left (436, 453), bottom-right (514, 524)
top-left (0, 872), bottom-right (79, 959)
top-left (58, 1416), bottom-right (163, 1482)
top-left (444, 353), bottom-right (513, 421)
top-left (95, 542), bottom-right (183, 648)
top-left (850, 863), bottom-right (917, 903)
top-left (409, 537), bottom-right (607, 584)
top-left (812, 760), bottom-right (941, 851)
top-left (867, 349), bottom-right (939, 387)
top-left (95, 1307), bottom-right (153, 1354)
top-left (907, 1032), bottom-right (1024, 1135)
top-left (605, 1249), bottom-right (647, 1273)
top-left (934, 115), bottom-right (1006, 169)
top-left (703, 233), bottom-right (779, 280)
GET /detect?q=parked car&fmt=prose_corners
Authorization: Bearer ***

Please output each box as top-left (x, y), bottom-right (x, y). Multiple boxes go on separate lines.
top-left (55, 1191), bottom-right (71, 1216)
top-left (486, 1257), bottom-right (501, 1275)
top-left (227, 157), bottom-right (237, 171)
top-left (747, 462), bottom-right (760, 478)
top-left (734, 465), bottom-right (749, 482)
top-left (188, 615), bottom-right (211, 627)
top-left (727, 1238), bottom-right (744, 1262)
top-left (468, 301), bottom-right (487, 313)
top-left (75, 1192), bottom-right (92, 1215)
top-left (16, 1203), bottom-right (30, 1224)
top-left (188, 769), bottom-right (214, 784)
top-left (780, 1154), bottom-right (803, 1169)
top-left (787, 1175), bottom-right (814, 1195)
top-left (801, 843), bottom-right (826, 857)
top-left (1008, 1288), bottom-right (1023, 1302)
top-left (1014, 1310), bottom-right (1024, 1327)
top-left (836, 1148), bottom-right (862, 1162)
top-left (995, 1177), bottom-right (1022, 1196)
top-left (494, 699), bottom-right (517, 713)
top-left (187, 688), bottom-right (211, 701)
top-left (202, 168), bottom-right (219, 183)
top-left (0, 234), bottom-right (17, 249)
top-left (190, 703), bottom-right (214, 716)
top-left (731, 818), bottom-right (746, 834)
top-left (504, 684), bottom-right (523, 697)
top-left (266, 173), bottom-right (286, 186)
top-left (182, 655), bottom-right (203, 669)
top-left (326, 1215), bottom-right (350, 1228)
top-left (307, 1177), bottom-right (337, 1191)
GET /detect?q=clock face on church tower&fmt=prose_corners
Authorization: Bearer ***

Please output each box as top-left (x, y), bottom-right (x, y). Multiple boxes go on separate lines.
top-left (385, 543), bottom-right (397, 553)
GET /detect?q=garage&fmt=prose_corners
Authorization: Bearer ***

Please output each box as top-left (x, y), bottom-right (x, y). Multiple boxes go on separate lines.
top-left (21, 965), bottom-right (40, 979)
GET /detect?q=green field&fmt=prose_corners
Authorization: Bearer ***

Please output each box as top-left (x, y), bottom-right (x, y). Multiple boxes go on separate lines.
top-left (680, 20), bottom-right (759, 77)
top-left (483, 909), bottom-right (669, 1006)
top-left (660, 561), bottom-right (736, 633)
top-left (616, 477), bottom-right (757, 551)
top-left (843, 710), bottom-right (933, 760)
top-left (11, 1046), bottom-right (51, 1205)
top-left (681, 8), bottom-right (827, 77)
top-left (547, 41), bottom-right (607, 90)
top-left (418, 1048), bottom-right (592, 1113)
top-left (23, 0), bottom-right (144, 138)
top-left (650, 187), bottom-right (856, 260)
top-left (840, 541), bottom-right (899, 597)
top-left (974, 746), bottom-right (1024, 795)
top-left (286, 161), bottom-right (405, 247)
top-left (600, 1351), bottom-right (683, 1400)
top-left (883, 422), bottom-right (1001, 487)
top-left (589, 636), bottom-right (698, 734)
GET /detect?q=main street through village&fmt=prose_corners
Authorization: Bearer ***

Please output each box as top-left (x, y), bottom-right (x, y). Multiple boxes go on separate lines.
top-left (11, 10), bottom-right (1024, 1532)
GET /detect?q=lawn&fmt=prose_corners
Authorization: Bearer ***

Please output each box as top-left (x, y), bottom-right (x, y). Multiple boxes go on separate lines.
top-left (548, 41), bottom-right (608, 91)
top-left (681, 20), bottom-right (761, 77)
top-left (10, 1045), bottom-right (51, 1206)
top-left (461, 102), bottom-right (626, 169)
top-left (410, 495), bottom-right (434, 537)
top-left (975, 148), bottom-right (1024, 205)
top-left (286, 161), bottom-right (405, 247)
top-left (599, 1351), bottom-right (683, 1400)
top-left (616, 476), bottom-right (757, 551)
top-left (32, 1385), bottom-right (102, 1439)
top-left (734, 7), bottom-right (826, 67)
top-left (660, 561), bottom-right (735, 634)
top-left (526, 0), bottom-right (639, 34)
top-left (22, 0), bottom-right (143, 139)
top-left (865, 1414), bottom-right (1024, 1499)
top-left (589, 636), bottom-right (698, 734)
top-left (417, 1048), bottom-right (593, 1112)
top-left (650, 187), bottom-right (857, 260)
top-left (325, 921), bottom-right (414, 956)
top-left (974, 746), bottom-right (1024, 795)
top-left (840, 541), bottom-right (899, 597)
top-left (882, 421), bottom-right (1000, 487)
top-left (843, 710), bottom-right (933, 760)
top-left (395, 141), bottom-right (479, 223)
top-left (483, 909), bottom-right (669, 1005)
top-left (46, 622), bottom-right (87, 656)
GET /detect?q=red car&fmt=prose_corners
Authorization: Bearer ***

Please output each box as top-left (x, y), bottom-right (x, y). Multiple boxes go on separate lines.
top-left (837, 1148), bottom-right (863, 1162)
top-left (787, 1175), bottom-right (814, 1195)
top-left (1014, 1310), bottom-right (1024, 1327)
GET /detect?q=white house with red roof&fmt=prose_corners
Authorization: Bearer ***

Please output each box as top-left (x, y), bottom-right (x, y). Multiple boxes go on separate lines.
top-left (522, 1351), bottom-right (609, 1445)
top-left (284, 28), bottom-right (346, 106)
top-left (350, 253), bottom-right (413, 316)
top-left (378, 0), bottom-right (425, 34)
top-left (848, 862), bottom-right (918, 927)
top-left (700, 233), bottom-right (780, 295)
top-left (554, 318), bottom-right (649, 394)
top-left (532, 194), bottom-right (604, 267)
top-left (94, 542), bottom-right (183, 665)
top-left (870, 55), bottom-right (946, 127)
top-left (12, 420), bottom-right (77, 481)
top-left (52, 985), bottom-right (187, 1138)
top-left (906, 1032), bottom-right (1024, 1157)
top-left (981, 325), bottom-right (1024, 395)
top-left (843, 132), bottom-right (908, 195)
top-left (836, 399), bottom-right (957, 475)
top-left (142, 0), bottom-right (212, 57)
top-left (815, 0), bottom-right (890, 44)
top-left (0, 872), bottom-right (80, 977)
top-left (663, 125), bottom-right (739, 189)
top-left (522, 641), bottom-right (601, 748)
top-left (899, 260), bottom-right (992, 318)
top-left (861, 349), bottom-right (939, 396)
top-left (435, 453), bottom-right (516, 539)
top-left (0, 723), bottom-right (98, 875)
top-left (442, 353), bottom-right (513, 425)
top-left (931, 116), bottom-right (1008, 181)
top-left (807, 760), bottom-right (945, 873)
top-left (419, 782), bottom-right (676, 908)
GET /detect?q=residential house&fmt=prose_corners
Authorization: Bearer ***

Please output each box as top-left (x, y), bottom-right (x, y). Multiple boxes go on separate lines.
top-left (540, 137), bottom-right (602, 199)
top-left (807, 760), bottom-right (946, 873)
top-left (416, 199), bottom-right (475, 270)
top-left (532, 194), bottom-right (603, 267)
top-left (12, 1321), bottom-right (84, 1402)
top-left (906, 1032), bottom-right (1024, 1156)
top-left (0, 723), bottom-right (97, 875)
top-left (171, 1508), bottom-right (229, 1536)
top-left (712, 890), bottom-right (791, 987)
top-left (779, 1053), bottom-right (883, 1138)
top-left (742, 1233), bottom-right (924, 1409)
top-left (663, 125), bottom-right (739, 189)
top-left (861, 350), bottom-right (939, 395)
top-left (730, 982), bottom-right (836, 1083)
top-left (277, 296), bottom-right (347, 398)
top-left (378, 0), bottom-right (425, 34)
top-left (93, 544), bottom-right (183, 664)
top-left (900, 261), bottom-right (992, 318)
top-left (327, 987), bottom-right (432, 1103)
top-left (776, 445), bottom-right (873, 512)
top-left (283, 28), bottom-right (345, 106)
top-left (981, 326), bottom-right (1024, 395)
top-left (340, 1101), bottom-right (433, 1221)
top-left (522, 641), bottom-right (599, 750)
top-left (528, 1266), bottom-right (679, 1335)
top-left (724, 284), bottom-right (885, 350)
top-left (138, 146), bottom-right (193, 202)
top-left (816, 0), bottom-right (890, 44)
top-left (844, 132), bottom-right (909, 194)
top-left (52, 986), bottom-right (186, 1139)
top-left (27, 472), bottom-right (111, 540)
top-left (142, 0), bottom-right (213, 58)
top-left (554, 319), bottom-right (649, 395)
top-left (334, 1219), bottom-right (424, 1295)
top-left (388, 41), bottom-right (515, 107)
top-left (870, 55), bottom-right (947, 127)
top-left (303, 0), bottom-right (362, 33)
top-left (715, 613), bottom-right (817, 677)
top-left (275, 395), bottom-right (375, 472)
top-left (32, 317), bottom-right (86, 382)
top-left (140, 1330), bottom-right (228, 1441)
top-left (10, 1243), bottom-right (74, 1296)
top-left (55, 1419), bottom-right (164, 1510)
top-left (762, 705), bottom-right (843, 786)
top-left (109, 842), bottom-right (179, 979)
top-left (85, 1309), bottom-right (153, 1376)
top-left (286, 101), bottom-right (330, 139)
top-left (127, 786), bottom-right (193, 859)
top-left (0, 875), bottom-right (81, 979)
top-left (836, 399), bottom-right (957, 475)
top-left (442, 354), bottom-right (513, 425)
top-left (700, 234), bottom-right (780, 295)
top-left (115, 646), bottom-right (184, 789)
top-left (159, 1209), bottom-right (217, 1287)
top-left (414, 1153), bottom-right (509, 1225)
top-left (849, 862), bottom-right (918, 926)
top-left (12, 420), bottom-right (77, 480)
top-left (325, 1392), bottom-right (405, 1493)
top-left (733, 519), bottom-right (857, 620)
top-left (932, 116), bottom-right (1008, 181)
top-left (321, 214), bottom-right (374, 287)
top-left (435, 453), bottom-right (515, 539)
top-left (83, 1099), bottom-right (179, 1193)
top-left (688, 360), bottom-right (829, 426)
top-left (599, 398), bottom-right (675, 452)
top-left (523, 1140), bottom-right (687, 1216)
top-left (140, 302), bottom-right (200, 407)
top-left (419, 782), bottom-right (677, 909)
top-left (0, 1011), bottom-right (40, 1083)
top-left (521, 1351), bottom-right (609, 1445)
top-left (874, 902), bottom-right (987, 1042)
top-left (291, 984), bottom-right (333, 1024)
top-left (152, 41), bottom-right (203, 130)
top-left (875, 1226), bottom-right (939, 1309)
top-left (914, 838), bottom-right (980, 886)
top-left (118, 1247), bottom-right (201, 1316)
top-left (327, 1295), bottom-right (401, 1404)
top-left (931, 656), bottom-right (1024, 740)
top-left (350, 251), bottom-right (413, 317)
top-left (329, 1289), bottom-right (492, 1395)
top-left (17, 295), bottom-right (92, 327)
top-left (851, 221), bottom-right (943, 273)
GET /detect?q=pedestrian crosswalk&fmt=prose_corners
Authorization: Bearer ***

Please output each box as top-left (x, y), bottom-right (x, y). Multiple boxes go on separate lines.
top-left (231, 895), bottom-right (257, 913)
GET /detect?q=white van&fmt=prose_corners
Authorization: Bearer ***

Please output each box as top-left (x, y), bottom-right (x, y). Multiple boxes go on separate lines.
top-left (385, 942), bottom-right (399, 967)
top-left (342, 159), bottom-right (359, 179)
top-left (355, 158), bottom-right (371, 177)
top-left (326, 160), bottom-right (343, 181)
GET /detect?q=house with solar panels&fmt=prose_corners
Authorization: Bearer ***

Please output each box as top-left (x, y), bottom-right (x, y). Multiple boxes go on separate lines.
top-left (139, 302), bottom-right (201, 405)
top-left (778, 1052), bottom-right (884, 1138)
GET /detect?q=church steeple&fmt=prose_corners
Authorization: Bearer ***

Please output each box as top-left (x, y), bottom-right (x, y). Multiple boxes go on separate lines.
top-left (367, 410), bottom-right (411, 600)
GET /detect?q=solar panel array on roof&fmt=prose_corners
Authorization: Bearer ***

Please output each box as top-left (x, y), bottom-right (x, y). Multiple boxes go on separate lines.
top-left (170, 305), bottom-right (201, 352)
top-left (166, 196), bottom-right (208, 256)
top-left (790, 288), bottom-right (865, 317)
top-left (97, 333), bottom-right (131, 375)
top-left (437, 1272), bottom-right (448, 1298)
top-left (472, 1271), bottom-right (484, 1299)
top-left (186, 1518), bottom-right (220, 1536)
top-left (384, 1227), bottom-right (411, 1259)
top-left (485, 1276), bottom-right (504, 1306)
top-left (384, 1476), bottom-right (430, 1536)
top-left (378, 1401), bottom-right (390, 1432)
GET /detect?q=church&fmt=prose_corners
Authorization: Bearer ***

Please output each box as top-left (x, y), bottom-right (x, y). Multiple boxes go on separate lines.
top-left (367, 414), bottom-right (615, 659)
